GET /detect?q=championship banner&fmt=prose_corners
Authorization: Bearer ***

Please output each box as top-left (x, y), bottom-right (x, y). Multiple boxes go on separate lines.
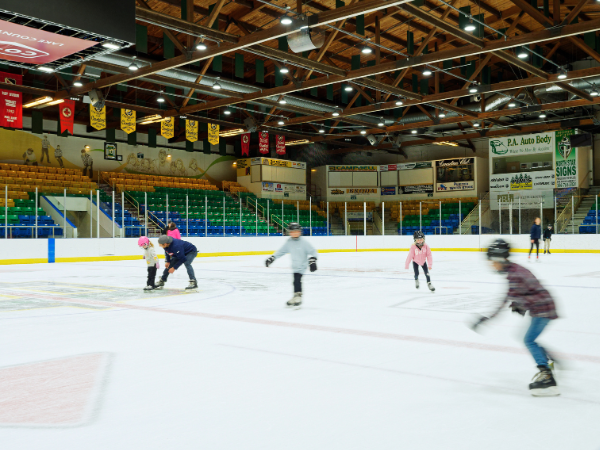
top-left (89, 104), bottom-right (106, 130)
top-left (186, 119), bottom-right (198, 143)
top-left (60, 99), bottom-right (75, 134)
top-left (121, 109), bottom-right (136, 134)
top-left (161, 117), bottom-right (174, 139)
top-left (241, 133), bottom-right (250, 156)
top-left (208, 123), bottom-right (220, 145)
top-left (259, 131), bottom-right (269, 154)
top-left (276, 134), bottom-right (286, 155)
top-left (0, 71), bottom-right (22, 128)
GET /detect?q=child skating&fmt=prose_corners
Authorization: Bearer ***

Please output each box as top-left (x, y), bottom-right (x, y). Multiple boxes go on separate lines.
top-left (265, 223), bottom-right (317, 308)
top-left (543, 224), bottom-right (553, 254)
top-left (405, 230), bottom-right (435, 292)
top-left (529, 217), bottom-right (541, 262)
top-left (472, 239), bottom-right (559, 396)
top-left (138, 236), bottom-right (159, 291)
top-left (156, 235), bottom-right (198, 290)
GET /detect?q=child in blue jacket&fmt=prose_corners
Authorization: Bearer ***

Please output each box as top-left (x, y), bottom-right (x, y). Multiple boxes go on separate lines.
top-left (156, 235), bottom-right (198, 289)
top-left (529, 217), bottom-right (541, 262)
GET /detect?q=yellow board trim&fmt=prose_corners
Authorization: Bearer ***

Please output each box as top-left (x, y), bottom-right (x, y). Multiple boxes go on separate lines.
top-left (0, 258), bottom-right (47, 265)
top-left (55, 255), bottom-right (144, 263)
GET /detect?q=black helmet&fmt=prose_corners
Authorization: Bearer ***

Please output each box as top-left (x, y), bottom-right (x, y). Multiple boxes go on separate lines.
top-left (287, 222), bottom-right (302, 232)
top-left (487, 239), bottom-right (510, 261)
top-left (413, 230), bottom-right (425, 247)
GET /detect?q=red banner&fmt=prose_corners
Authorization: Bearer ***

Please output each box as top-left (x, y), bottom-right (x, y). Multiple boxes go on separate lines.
top-left (275, 134), bottom-right (286, 155)
top-left (241, 133), bottom-right (250, 157)
top-left (259, 131), bottom-right (269, 154)
top-left (0, 72), bottom-right (22, 129)
top-left (0, 20), bottom-right (98, 64)
top-left (60, 99), bottom-right (75, 135)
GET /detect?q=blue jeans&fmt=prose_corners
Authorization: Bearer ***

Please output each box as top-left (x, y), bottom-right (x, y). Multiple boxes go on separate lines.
top-left (524, 317), bottom-right (550, 367)
top-left (162, 252), bottom-right (197, 282)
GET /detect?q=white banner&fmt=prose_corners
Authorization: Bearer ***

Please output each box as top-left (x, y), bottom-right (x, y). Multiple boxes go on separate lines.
top-left (489, 132), bottom-right (554, 157)
top-left (490, 189), bottom-right (554, 210)
top-left (490, 170), bottom-right (555, 191)
top-left (436, 181), bottom-right (474, 192)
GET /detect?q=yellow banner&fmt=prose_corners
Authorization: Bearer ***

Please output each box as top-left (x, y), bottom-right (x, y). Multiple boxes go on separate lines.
top-left (208, 123), bottom-right (220, 145)
top-left (186, 119), bottom-right (198, 143)
top-left (90, 104), bottom-right (106, 131)
top-left (121, 109), bottom-right (136, 134)
top-left (161, 117), bottom-right (175, 140)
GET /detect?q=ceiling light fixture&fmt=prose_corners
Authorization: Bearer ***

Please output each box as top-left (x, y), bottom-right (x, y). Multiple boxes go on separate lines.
top-left (411, 129), bottom-right (418, 134)
top-left (395, 99), bottom-right (404, 106)
top-left (319, 129), bottom-right (325, 133)
top-left (279, 98), bottom-right (287, 104)
top-left (378, 119), bottom-right (385, 127)
top-left (196, 42), bottom-right (207, 51)
top-left (23, 96), bottom-right (53, 108)
top-left (344, 85), bottom-right (353, 92)
top-left (280, 65), bottom-right (289, 74)
top-left (361, 46), bottom-right (372, 54)
top-left (464, 16), bottom-right (476, 32)
top-left (438, 111), bottom-right (446, 118)
top-left (281, 15), bottom-right (293, 25)
top-left (73, 80), bottom-right (83, 87)
top-left (508, 101), bottom-right (517, 107)
top-left (469, 86), bottom-right (478, 94)
top-left (422, 68), bottom-right (432, 76)
top-left (332, 112), bottom-right (340, 117)
top-left (224, 108), bottom-right (231, 115)
top-left (157, 91), bottom-right (165, 103)
top-left (38, 66), bottom-right (54, 73)
top-left (101, 42), bottom-right (120, 50)
top-left (46, 99), bottom-right (65, 106)
top-left (212, 81), bottom-right (222, 90)
top-left (360, 130), bottom-right (367, 135)
top-left (278, 120), bottom-right (285, 125)
top-left (128, 56), bottom-right (139, 71)
top-left (517, 47), bottom-right (528, 59)
top-left (591, 87), bottom-right (599, 96)
top-left (557, 68), bottom-right (567, 80)
top-left (473, 122), bottom-right (480, 127)
top-left (539, 113), bottom-right (547, 118)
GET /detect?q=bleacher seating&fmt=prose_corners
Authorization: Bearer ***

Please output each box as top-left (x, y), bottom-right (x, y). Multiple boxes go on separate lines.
top-left (580, 209), bottom-right (598, 234)
top-left (102, 172), bottom-right (218, 193)
top-left (0, 163), bottom-right (97, 196)
top-left (389, 198), bottom-right (478, 235)
top-left (0, 197), bottom-right (63, 238)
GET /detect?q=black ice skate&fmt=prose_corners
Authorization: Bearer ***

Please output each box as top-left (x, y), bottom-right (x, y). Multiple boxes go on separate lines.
top-left (415, 280), bottom-right (420, 289)
top-left (427, 282), bottom-right (435, 292)
top-left (185, 279), bottom-right (198, 290)
top-left (529, 365), bottom-right (559, 396)
top-left (286, 292), bottom-right (302, 308)
top-left (155, 279), bottom-right (165, 289)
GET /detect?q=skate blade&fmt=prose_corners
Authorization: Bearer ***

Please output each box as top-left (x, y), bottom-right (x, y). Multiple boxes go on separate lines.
top-left (530, 386), bottom-right (560, 397)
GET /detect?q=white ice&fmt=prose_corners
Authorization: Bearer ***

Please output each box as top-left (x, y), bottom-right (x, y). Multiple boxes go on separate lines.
top-left (0, 249), bottom-right (599, 450)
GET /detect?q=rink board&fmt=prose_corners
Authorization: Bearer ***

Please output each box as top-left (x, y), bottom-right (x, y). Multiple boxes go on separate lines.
top-left (0, 234), bottom-right (598, 264)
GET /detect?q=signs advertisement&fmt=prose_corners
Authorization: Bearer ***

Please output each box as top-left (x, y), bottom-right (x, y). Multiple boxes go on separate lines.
top-left (555, 129), bottom-right (576, 188)
top-left (241, 133), bottom-right (250, 157)
top-left (104, 142), bottom-right (117, 160)
top-left (251, 157), bottom-right (262, 165)
top-left (0, 71), bottom-right (22, 129)
top-left (399, 184), bottom-right (434, 194)
top-left (259, 131), bottom-right (269, 154)
top-left (347, 188), bottom-right (378, 194)
top-left (262, 182), bottom-right (274, 192)
top-left (435, 157), bottom-right (474, 167)
top-left (329, 165), bottom-right (376, 172)
top-left (0, 19), bottom-right (97, 64)
top-left (208, 123), bottom-right (219, 145)
top-left (381, 186), bottom-right (396, 195)
top-left (185, 119), bottom-right (198, 143)
top-left (399, 161), bottom-right (432, 170)
top-left (490, 171), bottom-right (555, 191)
top-left (436, 181), bottom-right (475, 191)
top-left (276, 135), bottom-right (285, 155)
top-left (489, 132), bottom-right (554, 157)
top-left (330, 188), bottom-right (345, 195)
top-left (347, 211), bottom-right (373, 221)
top-left (59, 99), bottom-right (75, 135)
top-left (491, 190), bottom-right (554, 210)
top-left (379, 164), bottom-right (397, 172)
top-left (161, 117), bottom-right (174, 139)
top-left (248, 158), bottom-right (306, 169)
top-left (120, 109), bottom-right (136, 135)
top-left (274, 183), bottom-right (283, 193)
top-left (89, 104), bottom-right (106, 130)
top-left (263, 183), bottom-right (305, 194)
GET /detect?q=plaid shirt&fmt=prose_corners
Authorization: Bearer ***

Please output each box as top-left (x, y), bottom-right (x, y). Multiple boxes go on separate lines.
top-left (505, 262), bottom-right (558, 319)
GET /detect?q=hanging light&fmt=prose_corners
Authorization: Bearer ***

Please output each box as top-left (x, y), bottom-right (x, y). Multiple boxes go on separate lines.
top-left (469, 86), bottom-right (478, 94)
top-left (212, 81), bottom-right (222, 90)
top-left (281, 15), bottom-right (293, 25)
top-left (411, 129), bottom-right (418, 134)
top-left (439, 111), bottom-right (446, 118)
top-left (422, 68), bottom-right (432, 76)
top-left (38, 66), bottom-right (54, 73)
top-left (157, 91), bottom-right (165, 103)
top-left (280, 65), bottom-right (289, 74)
top-left (557, 68), bottom-right (567, 80)
top-left (464, 16), bottom-right (476, 32)
top-left (539, 113), bottom-right (547, 119)
top-left (46, 99), bottom-right (65, 106)
top-left (23, 96), bottom-right (53, 108)
top-left (332, 111), bottom-right (340, 117)
top-left (361, 46), bottom-right (372, 54)
top-left (344, 85), bottom-right (353, 92)
top-left (196, 42), bottom-right (207, 51)
top-left (278, 120), bottom-right (285, 125)
top-left (128, 56), bottom-right (139, 71)
top-left (378, 119), bottom-right (385, 127)
top-left (279, 98), bottom-right (287, 104)
top-left (73, 80), bottom-right (83, 87)
top-left (517, 47), bottom-right (528, 59)
top-left (319, 129), bottom-right (325, 133)
top-left (591, 86), bottom-right (599, 96)
top-left (395, 99), bottom-right (404, 106)
top-left (473, 122), bottom-right (480, 127)
top-left (224, 108), bottom-right (231, 115)
top-left (508, 101), bottom-right (517, 107)
top-left (360, 130), bottom-right (367, 135)
top-left (102, 42), bottom-right (121, 50)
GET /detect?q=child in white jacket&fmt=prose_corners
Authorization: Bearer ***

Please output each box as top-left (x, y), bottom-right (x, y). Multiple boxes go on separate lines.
top-left (138, 236), bottom-right (159, 290)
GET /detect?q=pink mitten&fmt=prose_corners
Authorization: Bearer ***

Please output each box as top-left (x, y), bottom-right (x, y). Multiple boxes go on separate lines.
top-left (155, 262), bottom-right (160, 269)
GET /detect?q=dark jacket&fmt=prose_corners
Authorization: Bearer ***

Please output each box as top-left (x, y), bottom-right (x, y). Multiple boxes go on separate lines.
top-left (505, 263), bottom-right (558, 319)
top-left (164, 239), bottom-right (198, 270)
top-left (530, 224), bottom-right (541, 240)
top-left (543, 228), bottom-right (553, 240)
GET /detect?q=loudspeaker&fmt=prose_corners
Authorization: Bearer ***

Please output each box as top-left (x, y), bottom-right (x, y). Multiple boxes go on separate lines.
top-left (88, 89), bottom-right (105, 109)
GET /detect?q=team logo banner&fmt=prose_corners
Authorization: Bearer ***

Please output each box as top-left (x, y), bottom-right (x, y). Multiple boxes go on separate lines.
top-left (259, 131), bottom-right (269, 154)
top-left (555, 129), bottom-right (576, 189)
top-left (0, 71), bottom-right (22, 129)
top-left (89, 104), bottom-right (106, 130)
top-left (60, 99), bottom-right (75, 134)
top-left (121, 109), bottom-right (136, 134)
top-left (208, 123), bottom-right (219, 145)
top-left (276, 134), bottom-right (286, 155)
top-left (241, 133), bottom-right (250, 156)
top-left (161, 117), bottom-right (174, 139)
top-left (186, 119), bottom-right (198, 143)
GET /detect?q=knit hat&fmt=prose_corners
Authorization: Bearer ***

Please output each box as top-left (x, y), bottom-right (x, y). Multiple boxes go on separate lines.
top-left (158, 235), bottom-right (173, 245)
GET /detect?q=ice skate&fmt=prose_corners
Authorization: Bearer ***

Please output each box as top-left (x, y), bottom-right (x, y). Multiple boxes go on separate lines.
top-left (143, 285), bottom-right (156, 291)
top-left (155, 279), bottom-right (165, 289)
top-left (529, 366), bottom-right (559, 396)
top-left (544, 250), bottom-right (546, 254)
top-left (286, 292), bottom-right (302, 308)
top-left (427, 282), bottom-right (435, 292)
top-left (185, 279), bottom-right (198, 290)
top-left (548, 251), bottom-right (551, 254)
top-left (415, 279), bottom-right (420, 289)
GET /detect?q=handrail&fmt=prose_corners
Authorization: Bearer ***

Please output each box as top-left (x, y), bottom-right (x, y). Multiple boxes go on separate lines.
top-left (459, 193), bottom-right (487, 235)
top-left (123, 190), bottom-right (165, 230)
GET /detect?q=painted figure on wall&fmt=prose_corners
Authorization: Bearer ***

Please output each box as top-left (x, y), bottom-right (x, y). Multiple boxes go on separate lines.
top-left (157, 149), bottom-right (169, 175)
top-left (41, 134), bottom-right (51, 164)
top-left (126, 152), bottom-right (142, 172)
top-left (23, 148), bottom-right (38, 166)
top-left (55, 145), bottom-right (64, 168)
top-left (81, 148), bottom-right (93, 177)
top-left (189, 159), bottom-right (200, 174)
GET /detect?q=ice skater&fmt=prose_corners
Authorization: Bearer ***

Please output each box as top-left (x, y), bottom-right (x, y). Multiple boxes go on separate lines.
top-left (138, 236), bottom-right (159, 291)
top-left (162, 221), bottom-right (181, 239)
top-left (543, 224), bottom-right (553, 255)
top-left (529, 217), bottom-right (541, 262)
top-left (405, 230), bottom-right (434, 292)
top-left (156, 235), bottom-right (198, 290)
top-left (265, 222), bottom-right (317, 308)
top-left (472, 239), bottom-right (559, 396)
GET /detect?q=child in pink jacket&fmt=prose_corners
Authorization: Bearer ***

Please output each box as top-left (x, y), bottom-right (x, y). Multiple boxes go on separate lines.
top-left (405, 230), bottom-right (435, 292)
top-left (166, 222), bottom-right (181, 240)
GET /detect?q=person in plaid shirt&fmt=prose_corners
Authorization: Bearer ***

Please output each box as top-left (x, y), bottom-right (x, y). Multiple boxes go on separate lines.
top-left (472, 239), bottom-right (559, 397)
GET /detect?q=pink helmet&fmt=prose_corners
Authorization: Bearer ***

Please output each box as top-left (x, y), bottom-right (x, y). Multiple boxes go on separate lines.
top-left (138, 236), bottom-right (150, 246)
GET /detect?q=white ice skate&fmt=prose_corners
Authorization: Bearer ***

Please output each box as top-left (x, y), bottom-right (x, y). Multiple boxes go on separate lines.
top-left (415, 280), bottom-right (420, 289)
top-left (286, 292), bottom-right (302, 309)
top-left (155, 279), bottom-right (165, 289)
top-left (529, 367), bottom-right (560, 397)
top-left (143, 285), bottom-right (156, 291)
top-left (185, 279), bottom-right (198, 291)
top-left (427, 282), bottom-right (435, 292)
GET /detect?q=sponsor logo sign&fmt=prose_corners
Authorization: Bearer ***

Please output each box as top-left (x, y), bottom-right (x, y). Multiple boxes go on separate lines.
top-left (399, 184), bottom-right (434, 194)
top-left (491, 189), bottom-right (554, 210)
top-left (347, 211), bottom-right (373, 220)
top-left (0, 20), bottom-right (97, 64)
top-left (436, 181), bottom-right (474, 191)
top-left (398, 162), bottom-right (432, 170)
top-left (490, 171), bottom-right (555, 191)
top-left (381, 187), bottom-right (396, 195)
top-left (292, 161), bottom-right (307, 169)
top-left (555, 129), bottom-right (576, 188)
top-left (330, 189), bottom-right (345, 195)
top-left (262, 182), bottom-right (274, 192)
top-left (329, 165), bottom-right (376, 172)
top-left (274, 183), bottom-right (283, 193)
top-left (250, 157), bottom-right (262, 165)
top-left (347, 188), bottom-right (378, 194)
top-left (435, 157), bottom-right (474, 167)
top-left (489, 131), bottom-right (555, 157)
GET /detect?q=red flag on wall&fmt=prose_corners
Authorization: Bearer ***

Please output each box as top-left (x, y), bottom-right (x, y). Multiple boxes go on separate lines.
top-left (259, 131), bottom-right (269, 154)
top-left (60, 100), bottom-right (75, 134)
top-left (0, 72), bottom-right (22, 129)
top-left (241, 133), bottom-right (250, 156)
top-left (275, 134), bottom-right (286, 155)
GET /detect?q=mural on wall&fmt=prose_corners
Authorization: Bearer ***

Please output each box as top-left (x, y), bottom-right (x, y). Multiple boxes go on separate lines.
top-left (0, 129), bottom-right (236, 185)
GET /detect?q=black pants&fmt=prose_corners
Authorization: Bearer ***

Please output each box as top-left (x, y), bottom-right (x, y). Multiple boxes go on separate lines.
top-left (413, 261), bottom-right (431, 283)
top-left (529, 239), bottom-right (539, 255)
top-left (147, 266), bottom-right (157, 287)
top-left (293, 273), bottom-right (302, 293)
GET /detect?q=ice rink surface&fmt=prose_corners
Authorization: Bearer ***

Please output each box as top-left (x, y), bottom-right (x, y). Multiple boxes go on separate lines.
top-left (0, 248), bottom-right (599, 450)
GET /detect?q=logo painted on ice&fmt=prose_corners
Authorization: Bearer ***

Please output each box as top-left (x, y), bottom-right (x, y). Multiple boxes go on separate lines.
top-left (490, 139), bottom-right (508, 155)
top-left (558, 136), bottom-right (572, 159)
top-left (0, 41), bottom-right (49, 59)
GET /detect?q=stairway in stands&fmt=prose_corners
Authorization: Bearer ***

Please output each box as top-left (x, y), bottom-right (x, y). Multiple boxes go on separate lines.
top-left (564, 186), bottom-right (600, 234)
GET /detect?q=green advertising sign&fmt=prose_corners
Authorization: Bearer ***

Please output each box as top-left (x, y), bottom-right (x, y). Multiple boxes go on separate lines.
top-left (555, 129), bottom-right (576, 189)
